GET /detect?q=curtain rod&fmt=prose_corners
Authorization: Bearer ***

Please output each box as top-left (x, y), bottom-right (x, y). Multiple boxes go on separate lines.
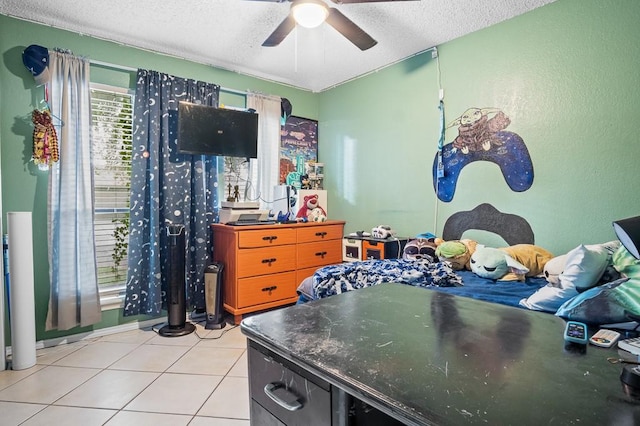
top-left (89, 59), bottom-right (247, 97)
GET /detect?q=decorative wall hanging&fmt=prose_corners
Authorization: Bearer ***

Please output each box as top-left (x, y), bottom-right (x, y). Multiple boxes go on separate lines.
top-left (31, 108), bottom-right (59, 170)
top-left (279, 116), bottom-right (318, 188)
top-left (432, 107), bottom-right (534, 202)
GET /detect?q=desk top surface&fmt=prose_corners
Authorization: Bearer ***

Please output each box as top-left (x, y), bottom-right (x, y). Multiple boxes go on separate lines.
top-left (241, 283), bottom-right (640, 425)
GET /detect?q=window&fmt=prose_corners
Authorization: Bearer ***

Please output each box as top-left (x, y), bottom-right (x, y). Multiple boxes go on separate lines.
top-left (90, 84), bottom-right (133, 310)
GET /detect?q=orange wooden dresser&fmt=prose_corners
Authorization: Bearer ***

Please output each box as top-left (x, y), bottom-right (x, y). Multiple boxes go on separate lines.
top-left (212, 220), bottom-right (345, 324)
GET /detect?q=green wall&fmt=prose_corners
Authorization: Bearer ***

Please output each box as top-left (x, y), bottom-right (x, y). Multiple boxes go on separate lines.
top-left (2, 0), bottom-right (640, 342)
top-left (319, 0), bottom-right (640, 254)
top-left (0, 15), bottom-right (318, 342)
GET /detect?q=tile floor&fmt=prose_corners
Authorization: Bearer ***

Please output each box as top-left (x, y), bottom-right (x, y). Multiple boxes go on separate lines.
top-left (0, 320), bottom-right (250, 425)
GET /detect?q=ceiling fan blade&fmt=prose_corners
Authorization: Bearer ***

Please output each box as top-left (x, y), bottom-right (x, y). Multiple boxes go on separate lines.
top-left (329, 0), bottom-right (418, 3)
top-left (325, 8), bottom-right (377, 51)
top-left (262, 14), bottom-right (296, 47)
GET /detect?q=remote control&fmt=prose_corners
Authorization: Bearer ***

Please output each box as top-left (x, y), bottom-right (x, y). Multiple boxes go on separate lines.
top-left (589, 329), bottom-right (620, 348)
top-left (564, 321), bottom-right (588, 345)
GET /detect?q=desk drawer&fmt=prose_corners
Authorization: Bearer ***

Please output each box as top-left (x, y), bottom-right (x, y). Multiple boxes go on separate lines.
top-left (297, 240), bottom-right (342, 270)
top-left (249, 345), bottom-right (331, 426)
top-left (237, 245), bottom-right (297, 278)
top-left (239, 228), bottom-right (297, 248)
top-left (237, 272), bottom-right (297, 308)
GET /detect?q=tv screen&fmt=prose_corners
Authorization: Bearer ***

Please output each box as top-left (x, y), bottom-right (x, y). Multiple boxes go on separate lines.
top-left (177, 101), bottom-right (258, 158)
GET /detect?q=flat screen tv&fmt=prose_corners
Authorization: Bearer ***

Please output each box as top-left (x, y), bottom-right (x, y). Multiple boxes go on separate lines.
top-left (177, 101), bottom-right (258, 158)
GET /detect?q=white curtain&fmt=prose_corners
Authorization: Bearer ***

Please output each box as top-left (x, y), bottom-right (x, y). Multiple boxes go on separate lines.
top-left (246, 92), bottom-right (281, 208)
top-left (46, 50), bottom-right (101, 330)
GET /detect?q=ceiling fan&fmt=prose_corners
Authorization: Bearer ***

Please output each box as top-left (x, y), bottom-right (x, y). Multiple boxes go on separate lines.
top-left (252, 0), bottom-right (417, 51)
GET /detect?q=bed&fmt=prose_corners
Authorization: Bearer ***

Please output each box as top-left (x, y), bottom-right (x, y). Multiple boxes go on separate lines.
top-left (296, 204), bottom-right (638, 328)
top-left (296, 258), bottom-right (547, 308)
top-left (297, 204), bottom-right (547, 308)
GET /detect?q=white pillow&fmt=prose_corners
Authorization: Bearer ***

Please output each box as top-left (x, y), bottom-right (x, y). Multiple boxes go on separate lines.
top-left (520, 284), bottom-right (578, 312)
top-left (558, 244), bottom-right (611, 291)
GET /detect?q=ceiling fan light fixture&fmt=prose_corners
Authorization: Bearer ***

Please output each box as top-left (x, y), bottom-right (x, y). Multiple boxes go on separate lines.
top-left (291, 0), bottom-right (329, 28)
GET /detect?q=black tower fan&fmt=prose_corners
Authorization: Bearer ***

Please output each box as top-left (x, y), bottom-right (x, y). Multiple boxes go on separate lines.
top-left (159, 224), bottom-right (196, 337)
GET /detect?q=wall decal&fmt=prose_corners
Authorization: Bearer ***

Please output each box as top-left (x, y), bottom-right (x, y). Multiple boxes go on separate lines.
top-left (432, 107), bottom-right (534, 202)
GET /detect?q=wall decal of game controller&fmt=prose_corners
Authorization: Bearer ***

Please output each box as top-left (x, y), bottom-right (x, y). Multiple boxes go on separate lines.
top-left (432, 131), bottom-right (534, 202)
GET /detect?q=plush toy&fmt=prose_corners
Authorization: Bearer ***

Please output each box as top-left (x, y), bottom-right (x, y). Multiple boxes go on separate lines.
top-left (296, 194), bottom-right (327, 221)
top-left (470, 244), bottom-right (554, 281)
top-left (308, 207), bottom-right (327, 222)
top-left (435, 239), bottom-right (477, 270)
top-left (542, 254), bottom-right (567, 286)
top-left (403, 238), bottom-right (439, 261)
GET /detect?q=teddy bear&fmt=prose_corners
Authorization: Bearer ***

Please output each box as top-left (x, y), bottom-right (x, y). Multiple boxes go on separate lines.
top-left (296, 193), bottom-right (327, 222)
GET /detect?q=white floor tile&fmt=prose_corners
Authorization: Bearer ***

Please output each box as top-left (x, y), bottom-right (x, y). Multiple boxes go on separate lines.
top-left (53, 341), bottom-right (139, 369)
top-left (198, 376), bottom-right (250, 420)
top-left (167, 346), bottom-right (244, 376)
top-left (190, 416), bottom-right (251, 426)
top-left (98, 328), bottom-right (156, 345)
top-left (146, 329), bottom-right (202, 346)
top-left (197, 325), bottom-right (248, 349)
top-left (19, 405), bottom-right (116, 426)
top-left (104, 410), bottom-right (192, 426)
top-left (108, 343), bottom-right (191, 372)
top-left (1, 324), bottom-right (253, 424)
top-left (0, 401), bottom-right (47, 426)
top-left (0, 364), bottom-right (45, 391)
top-left (227, 351), bottom-right (248, 378)
top-left (54, 369), bottom-right (160, 409)
top-left (125, 372), bottom-right (222, 415)
top-left (35, 341), bottom-right (88, 365)
top-left (0, 365), bottom-right (99, 404)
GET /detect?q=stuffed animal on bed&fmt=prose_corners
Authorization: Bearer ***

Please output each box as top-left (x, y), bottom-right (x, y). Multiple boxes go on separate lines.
top-left (470, 244), bottom-right (554, 281)
top-left (402, 238), bottom-right (438, 262)
top-left (435, 239), bottom-right (477, 270)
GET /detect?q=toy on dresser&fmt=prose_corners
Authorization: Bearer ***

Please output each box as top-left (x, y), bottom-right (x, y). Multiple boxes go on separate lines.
top-left (296, 193), bottom-right (327, 222)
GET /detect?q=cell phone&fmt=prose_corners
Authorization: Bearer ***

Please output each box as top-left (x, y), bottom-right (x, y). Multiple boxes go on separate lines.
top-left (564, 321), bottom-right (588, 345)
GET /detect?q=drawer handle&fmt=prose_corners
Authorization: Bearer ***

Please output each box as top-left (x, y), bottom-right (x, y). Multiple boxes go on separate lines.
top-left (261, 285), bottom-right (277, 294)
top-left (264, 382), bottom-right (303, 412)
top-left (262, 235), bottom-right (278, 242)
top-left (315, 231), bottom-right (327, 238)
top-left (315, 251), bottom-right (327, 258)
top-left (261, 258), bottom-right (277, 265)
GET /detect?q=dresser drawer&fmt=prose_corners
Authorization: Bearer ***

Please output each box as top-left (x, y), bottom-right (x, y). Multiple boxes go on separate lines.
top-left (248, 344), bottom-right (331, 426)
top-left (297, 224), bottom-right (343, 243)
top-left (297, 240), bottom-right (342, 270)
top-left (237, 245), bottom-right (297, 278)
top-left (237, 271), bottom-right (297, 308)
top-left (239, 228), bottom-right (297, 248)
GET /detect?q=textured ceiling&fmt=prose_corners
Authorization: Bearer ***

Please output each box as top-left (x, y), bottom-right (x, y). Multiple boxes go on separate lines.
top-left (1, 0), bottom-right (557, 92)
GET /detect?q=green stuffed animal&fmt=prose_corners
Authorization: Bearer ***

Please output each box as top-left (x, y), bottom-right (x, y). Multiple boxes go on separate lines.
top-left (470, 244), bottom-right (554, 281)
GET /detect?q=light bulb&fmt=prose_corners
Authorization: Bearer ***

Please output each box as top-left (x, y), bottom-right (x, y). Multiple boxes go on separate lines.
top-left (291, 0), bottom-right (328, 29)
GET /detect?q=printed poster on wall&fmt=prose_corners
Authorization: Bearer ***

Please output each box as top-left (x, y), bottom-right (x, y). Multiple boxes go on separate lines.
top-left (279, 116), bottom-right (318, 187)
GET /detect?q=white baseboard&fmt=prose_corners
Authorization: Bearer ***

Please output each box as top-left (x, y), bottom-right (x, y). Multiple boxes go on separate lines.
top-left (5, 318), bottom-right (165, 355)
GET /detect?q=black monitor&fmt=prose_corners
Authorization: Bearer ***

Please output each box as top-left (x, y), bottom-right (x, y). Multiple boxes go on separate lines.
top-left (177, 101), bottom-right (258, 158)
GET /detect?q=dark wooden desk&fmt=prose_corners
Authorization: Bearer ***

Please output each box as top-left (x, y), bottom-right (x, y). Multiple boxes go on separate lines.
top-left (241, 283), bottom-right (640, 425)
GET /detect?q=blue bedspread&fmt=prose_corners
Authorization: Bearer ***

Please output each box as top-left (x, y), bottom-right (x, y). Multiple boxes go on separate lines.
top-left (432, 270), bottom-right (547, 308)
top-left (297, 260), bottom-right (547, 309)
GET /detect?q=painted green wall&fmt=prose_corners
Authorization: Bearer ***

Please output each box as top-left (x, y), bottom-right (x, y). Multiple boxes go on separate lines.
top-left (0, 15), bottom-right (318, 342)
top-left (2, 0), bottom-right (640, 342)
top-left (319, 0), bottom-right (640, 254)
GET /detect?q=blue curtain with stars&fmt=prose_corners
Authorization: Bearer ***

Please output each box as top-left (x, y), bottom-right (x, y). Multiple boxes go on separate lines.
top-left (124, 69), bottom-right (220, 317)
